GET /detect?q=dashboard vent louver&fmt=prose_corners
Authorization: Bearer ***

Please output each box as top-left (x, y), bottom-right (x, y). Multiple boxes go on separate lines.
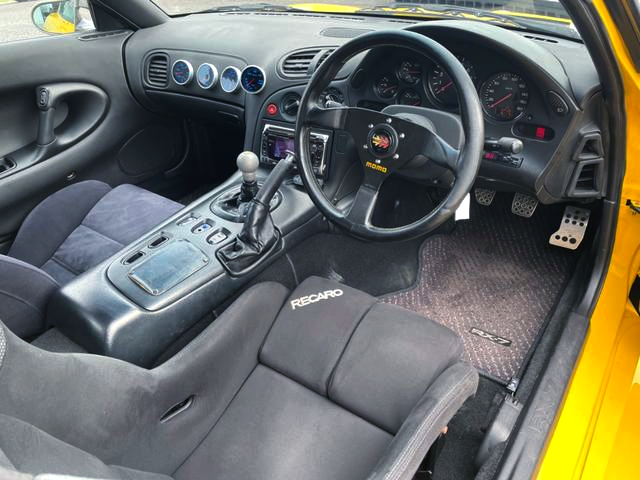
top-left (146, 53), bottom-right (169, 88)
top-left (281, 49), bottom-right (322, 77)
top-left (280, 48), bottom-right (336, 78)
top-left (566, 131), bottom-right (605, 198)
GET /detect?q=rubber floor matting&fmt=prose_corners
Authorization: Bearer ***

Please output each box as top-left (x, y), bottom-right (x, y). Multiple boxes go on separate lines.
top-left (382, 195), bottom-right (577, 383)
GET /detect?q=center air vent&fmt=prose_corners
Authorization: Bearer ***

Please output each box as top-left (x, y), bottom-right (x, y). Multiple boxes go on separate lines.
top-left (146, 53), bottom-right (169, 88)
top-left (279, 48), bottom-right (335, 78)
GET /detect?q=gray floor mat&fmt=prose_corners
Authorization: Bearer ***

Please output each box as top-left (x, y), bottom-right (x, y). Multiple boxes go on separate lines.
top-left (382, 195), bottom-right (577, 383)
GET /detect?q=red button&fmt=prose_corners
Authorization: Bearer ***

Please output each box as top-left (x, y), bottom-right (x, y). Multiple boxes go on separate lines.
top-left (266, 103), bottom-right (278, 116)
top-left (535, 127), bottom-right (546, 139)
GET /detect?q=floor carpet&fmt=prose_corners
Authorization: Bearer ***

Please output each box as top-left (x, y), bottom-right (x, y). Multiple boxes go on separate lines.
top-left (383, 194), bottom-right (577, 383)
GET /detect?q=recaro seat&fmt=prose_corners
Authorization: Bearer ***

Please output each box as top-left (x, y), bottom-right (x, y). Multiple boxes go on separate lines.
top-left (0, 180), bottom-right (182, 338)
top-left (0, 276), bottom-right (478, 480)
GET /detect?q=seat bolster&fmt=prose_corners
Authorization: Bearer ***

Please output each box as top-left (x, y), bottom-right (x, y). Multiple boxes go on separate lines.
top-left (366, 362), bottom-right (479, 480)
top-left (0, 255), bottom-right (58, 338)
top-left (8, 181), bottom-right (111, 268)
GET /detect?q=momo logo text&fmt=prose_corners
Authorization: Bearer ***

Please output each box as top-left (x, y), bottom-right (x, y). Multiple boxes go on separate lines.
top-left (290, 289), bottom-right (344, 310)
top-left (365, 161), bottom-right (388, 173)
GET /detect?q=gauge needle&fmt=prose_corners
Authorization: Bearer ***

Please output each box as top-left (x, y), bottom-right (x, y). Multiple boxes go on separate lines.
top-left (437, 81), bottom-right (453, 94)
top-left (489, 92), bottom-right (513, 109)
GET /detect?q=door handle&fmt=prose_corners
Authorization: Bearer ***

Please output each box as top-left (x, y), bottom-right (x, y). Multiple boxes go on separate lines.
top-left (0, 83), bottom-right (109, 180)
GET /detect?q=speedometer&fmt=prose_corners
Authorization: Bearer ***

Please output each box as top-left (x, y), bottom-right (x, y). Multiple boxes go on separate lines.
top-left (480, 72), bottom-right (529, 121)
top-left (427, 56), bottom-right (476, 108)
top-left (240, 65), bottom-right (266, 94)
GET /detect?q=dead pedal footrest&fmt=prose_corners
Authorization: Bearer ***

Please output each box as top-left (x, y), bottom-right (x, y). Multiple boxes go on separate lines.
top-left (549, 206), bottom-right (590, 250)
top-left (511, 193), bottom-right (538, 218)
top-left (475, 188), bottom-right (496, 206)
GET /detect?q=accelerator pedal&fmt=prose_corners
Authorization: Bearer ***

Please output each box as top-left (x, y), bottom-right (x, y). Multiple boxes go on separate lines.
top-left (511, 193), bottom-right (538, 218)
top-left (549, 206), bottom-right (590, 250)
top-left (475, 188), bottom-right (496, 206)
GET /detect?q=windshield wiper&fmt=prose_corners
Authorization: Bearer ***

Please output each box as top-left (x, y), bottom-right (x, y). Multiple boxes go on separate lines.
top-left (193, 3), bottom-right (307, 14)
top-left (358, 3), bottom-right (580, 40)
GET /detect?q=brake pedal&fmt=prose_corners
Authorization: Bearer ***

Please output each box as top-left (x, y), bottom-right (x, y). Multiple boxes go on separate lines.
top-left (475, 188), bottom-right (496, 206)
top-left (549, 206), bottom-right (590, 250)
top-left (511, 193), bottom-right (538, 218)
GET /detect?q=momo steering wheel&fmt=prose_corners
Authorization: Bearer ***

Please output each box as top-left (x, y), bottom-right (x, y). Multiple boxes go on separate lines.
top-left (295, 30), bottom-right (484, 241)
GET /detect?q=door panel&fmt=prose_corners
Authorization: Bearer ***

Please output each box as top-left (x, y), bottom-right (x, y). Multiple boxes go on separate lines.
top-left (0, 31), bottom-right (184, 237)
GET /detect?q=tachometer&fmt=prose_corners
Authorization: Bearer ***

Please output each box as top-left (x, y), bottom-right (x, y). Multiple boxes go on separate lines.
top-left (480, 72), bottom-right (529, 121)
top-left (375, 75), bottom-right (399, 99)
top-left (397, 60), bottom-right (422, 84)
top-left (172, 59), bottom-right (193, 86)
top-left (397, 89), bottom-right (422, 106)
top-left (220, 66), bottom-right (241, 93)
top-left (427, 56), bottom-right (477, 108)
top-left (196, 63), bottom-right (218, 89)
top-left (240, 65), bottom-right (266, 94)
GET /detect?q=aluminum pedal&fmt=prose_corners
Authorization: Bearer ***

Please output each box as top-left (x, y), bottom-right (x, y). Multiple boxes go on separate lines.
top-left (475, 188), bottom-right (496, 206)
top-left (549, 206), bottom-right (590, 250)
top-left (511, 193), bottom-right (538, 218)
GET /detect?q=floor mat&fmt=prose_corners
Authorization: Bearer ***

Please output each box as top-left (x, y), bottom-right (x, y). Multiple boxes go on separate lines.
top-left (382, 194), bottom-right (577, 383)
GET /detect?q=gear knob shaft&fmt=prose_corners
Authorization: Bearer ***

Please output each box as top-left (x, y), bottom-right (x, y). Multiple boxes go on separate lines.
top-left (237, 151), bottom-right (259, 183)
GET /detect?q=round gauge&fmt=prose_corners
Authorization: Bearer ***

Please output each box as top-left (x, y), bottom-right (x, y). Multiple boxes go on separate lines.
top-left (320, 87), bottom-right (345, 106)
top-left (220, 66), bottom-right (241, 93)
top-left (427, 56), bottom-right (477, 108)
top-left (397, 60), bottom-right (422, 84)
top-left (397, 89), bottom-right (422, 106)
top-left (375, 75), bottom-right (399, 99)
top-left (480, 72), bottom-right (529, 121)
top-left (172, 60), bottom-right (193, 86)
top-left (196, 63), bottom-right (218, 89)
top-left (240, 65), bottom-right (266, 94)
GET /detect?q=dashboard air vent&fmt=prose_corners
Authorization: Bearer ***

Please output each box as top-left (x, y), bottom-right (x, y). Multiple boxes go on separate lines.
top-left (281, 49), bottom-right (322, 77)
top-left (146, 53), bottom-right (169, 88)
top-left (566, 131), bottom-right (605, 198)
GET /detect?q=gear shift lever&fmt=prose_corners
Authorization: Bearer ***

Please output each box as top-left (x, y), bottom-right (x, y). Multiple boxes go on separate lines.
top-left (237, 151), bottom-right (260, 202)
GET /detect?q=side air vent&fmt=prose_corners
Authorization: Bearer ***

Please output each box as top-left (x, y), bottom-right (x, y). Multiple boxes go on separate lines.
top-left (146, 53), bottom-right (169, 88)
top-left (566, 131), bottom-right (605, 198)
top-left (279, 48), bottom-right (336, 78)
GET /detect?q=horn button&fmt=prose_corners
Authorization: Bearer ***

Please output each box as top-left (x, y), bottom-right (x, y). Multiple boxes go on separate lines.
top-left (367, 124), bottom-right (398, 158)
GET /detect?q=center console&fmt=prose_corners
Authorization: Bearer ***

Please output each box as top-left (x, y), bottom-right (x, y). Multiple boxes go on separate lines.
top-left (47, 160), bottom-right (327, 367)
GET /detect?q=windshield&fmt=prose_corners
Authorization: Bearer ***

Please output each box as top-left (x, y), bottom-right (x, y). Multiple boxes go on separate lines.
top-left (151, 0), bottom-right (575, 38)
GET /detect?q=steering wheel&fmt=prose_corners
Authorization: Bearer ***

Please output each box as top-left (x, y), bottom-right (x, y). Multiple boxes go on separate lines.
top-left (295, 30), bottom-right (484, 241)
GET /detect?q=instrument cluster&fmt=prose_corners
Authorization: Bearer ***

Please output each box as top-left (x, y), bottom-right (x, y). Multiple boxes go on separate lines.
top-left (170, 59), bottom-right (266, 95)
top-left (369, 54), bottom-right (532, 123)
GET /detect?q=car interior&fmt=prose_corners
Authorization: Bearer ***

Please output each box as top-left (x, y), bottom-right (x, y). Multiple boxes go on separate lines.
top-left (0, 1), bottom-right (613, 479)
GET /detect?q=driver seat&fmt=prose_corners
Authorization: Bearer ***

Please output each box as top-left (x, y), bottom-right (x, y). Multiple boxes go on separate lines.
top-left (0, 277), bottom-right (478, 480)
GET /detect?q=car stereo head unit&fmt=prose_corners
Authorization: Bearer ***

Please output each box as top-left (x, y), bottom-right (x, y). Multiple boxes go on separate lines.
top-left (261, 124), bottom-right (329, 177)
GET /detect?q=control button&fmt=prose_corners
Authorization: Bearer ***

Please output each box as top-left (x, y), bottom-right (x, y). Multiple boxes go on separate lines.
top-left (37, 88), bottom-right (49, 108)
top-left (191, 219), bottom-right (215, 234)
top-left (177, 213), bottom-right (199, 226)
top-left (266, 103), bottom-right (278, 116)
top-left (546, 91), bottom-right (569, 116)
top-left (206, 227), bottom-right (232, 245)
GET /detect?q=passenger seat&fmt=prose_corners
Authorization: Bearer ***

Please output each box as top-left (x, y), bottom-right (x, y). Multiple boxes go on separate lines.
top-left (0, 180), bottom-right (183, 338)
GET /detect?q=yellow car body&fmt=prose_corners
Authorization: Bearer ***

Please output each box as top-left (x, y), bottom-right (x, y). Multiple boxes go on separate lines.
top-left (538, 1), bottom-right (640, 478)
top-left (42, 11), bottom-right (75, 34)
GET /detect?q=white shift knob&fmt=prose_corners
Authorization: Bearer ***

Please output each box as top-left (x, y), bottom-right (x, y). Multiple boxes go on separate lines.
top-left (237, 151), bottom-right (259, 183)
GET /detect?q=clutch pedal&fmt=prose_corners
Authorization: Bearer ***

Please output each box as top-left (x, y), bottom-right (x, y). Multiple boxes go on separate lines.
top-left (511, 193), bottom-right (538, 218)
top-left (549, 206), bottom-right (590, 250)
top-left (475, 188), bottom-right (496, 206)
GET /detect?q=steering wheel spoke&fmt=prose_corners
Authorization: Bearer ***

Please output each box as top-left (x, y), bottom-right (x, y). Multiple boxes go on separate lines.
top-left (305, 105), bottom-right (351, 130)
top-left (346, 179), bottom-right (383, 225)
top-left (422, 128), bottom-right (461, 173)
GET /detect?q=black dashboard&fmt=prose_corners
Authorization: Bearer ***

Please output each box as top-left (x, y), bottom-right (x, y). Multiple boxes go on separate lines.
top-left (124, 12), bottom-right (604, 204)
